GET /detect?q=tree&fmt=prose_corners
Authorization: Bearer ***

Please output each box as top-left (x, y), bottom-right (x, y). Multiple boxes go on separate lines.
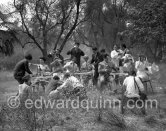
top-left (0, 8), bottom-right (21, 56)
top-left (12, 0), bottom-right (87, 63)
top-left (122, 0), bottom-right (166, 61)
top-left (74, 0), bottom-right (128, 51)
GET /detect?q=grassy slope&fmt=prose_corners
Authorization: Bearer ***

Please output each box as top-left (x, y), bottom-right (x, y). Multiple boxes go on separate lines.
top-left (0, 64), bottom-right (166, 130)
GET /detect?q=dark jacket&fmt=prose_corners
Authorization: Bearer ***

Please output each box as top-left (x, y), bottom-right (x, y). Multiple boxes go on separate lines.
top-left (90, 52), bottom-right (103, 67)
top-left (14, 59), bottom-right (32, 78)
top-left (67, 47), bottom-right (84, 65)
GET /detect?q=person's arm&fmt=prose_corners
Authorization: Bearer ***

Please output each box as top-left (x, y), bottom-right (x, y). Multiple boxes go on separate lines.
top-left (25, 61), bottom-right (32, 74)
top-left (57, 80), bottom-right (68, 91)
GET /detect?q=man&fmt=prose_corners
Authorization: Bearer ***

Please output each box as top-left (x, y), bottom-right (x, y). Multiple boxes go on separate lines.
top-left (14, 53), bottom-right (33, 84)
top-left (53, 49), bottom-right (64, 65)
top-left (98, 54), bottom-right (115, 91)
top-left (46, 75), bottom-right (62, 96)
top-left (121, 70), bottom-right (146, 115)
top-left (67, 42), bottom-right (85, 70)
top-left (90, 47), bottom-right (102, 85)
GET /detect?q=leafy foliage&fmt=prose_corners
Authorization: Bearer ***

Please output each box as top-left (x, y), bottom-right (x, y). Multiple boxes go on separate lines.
top-left (123, 0), bottom-right (166, 45)
top-left (12, 0), bottom-right (87, 59)
top-left (0, 30), bottom-right (20, 56)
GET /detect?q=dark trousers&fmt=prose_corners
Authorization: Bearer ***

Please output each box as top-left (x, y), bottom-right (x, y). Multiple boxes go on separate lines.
top-left (92, 68), bottom-right (99, 86)
top-left (14, 75), bottom-right (25, 84)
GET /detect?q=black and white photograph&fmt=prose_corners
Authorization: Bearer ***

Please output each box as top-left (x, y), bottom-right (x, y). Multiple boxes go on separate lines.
top-left (0, 0), bottom-right (166, 130)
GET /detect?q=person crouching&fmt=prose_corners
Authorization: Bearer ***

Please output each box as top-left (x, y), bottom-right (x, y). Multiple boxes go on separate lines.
top-left (14, 53), bottom-right (33, 84)
top-left (49, 72), bottom-right (86, 100)
top-left (121, 70), bottom-right (147, 115)
top-left (46, 75), bottom-right (62, 99)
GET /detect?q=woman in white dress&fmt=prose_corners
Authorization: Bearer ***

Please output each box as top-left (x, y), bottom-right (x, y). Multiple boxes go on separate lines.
top-left (135, 55), bottom-right (149, 81)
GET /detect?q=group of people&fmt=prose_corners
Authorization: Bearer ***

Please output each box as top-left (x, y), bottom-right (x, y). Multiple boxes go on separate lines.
top-left (13, 42), bottom-right (159, 112)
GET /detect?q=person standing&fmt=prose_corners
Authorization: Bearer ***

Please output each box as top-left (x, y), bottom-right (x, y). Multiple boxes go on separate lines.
top-left (90, 47), bottom-right (102, 85)
top-left (98, 54), bottom-right (115, 91)
top-left (135, 55), bottom-right (149, 81)
top-left (110, 45), bottom-right (120, 68)
top-left (67, 42), bottom-right (85, 70)
top-left (13, 53), bottom-right (33, 84)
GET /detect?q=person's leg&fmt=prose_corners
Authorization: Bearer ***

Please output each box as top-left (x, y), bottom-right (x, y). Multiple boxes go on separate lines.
top-left (93, 70), bottom-right (99, 86)
top-left (121, 96), bottom-right (128, 114)
top-left (76, 61), bottom-right (81, 71)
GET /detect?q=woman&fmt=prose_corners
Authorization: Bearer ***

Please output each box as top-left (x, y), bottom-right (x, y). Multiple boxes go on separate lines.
top-left (135, 55), bottom-right (149, 81)
top-left (49, 71), bottom-right (86, 99)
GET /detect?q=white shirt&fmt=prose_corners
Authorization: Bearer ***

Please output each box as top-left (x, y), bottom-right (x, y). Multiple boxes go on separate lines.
top-left (64, 61), bottom-right (78, 72)
top-left (110, 50), bottom-right (119, 59)
top-left (123, 76), bottom-right (144, 98)
top-left (110, 50), bottom-right (120, 67)
top-left (57, 76), bottom-right (83, 91)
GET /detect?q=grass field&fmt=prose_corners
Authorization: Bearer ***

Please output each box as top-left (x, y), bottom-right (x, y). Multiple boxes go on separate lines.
top-left (0, 64), bottom-right (166, 131)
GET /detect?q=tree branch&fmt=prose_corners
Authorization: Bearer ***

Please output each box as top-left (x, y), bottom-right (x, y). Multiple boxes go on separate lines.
top-left (59, 0), bottom-right (82, 52)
